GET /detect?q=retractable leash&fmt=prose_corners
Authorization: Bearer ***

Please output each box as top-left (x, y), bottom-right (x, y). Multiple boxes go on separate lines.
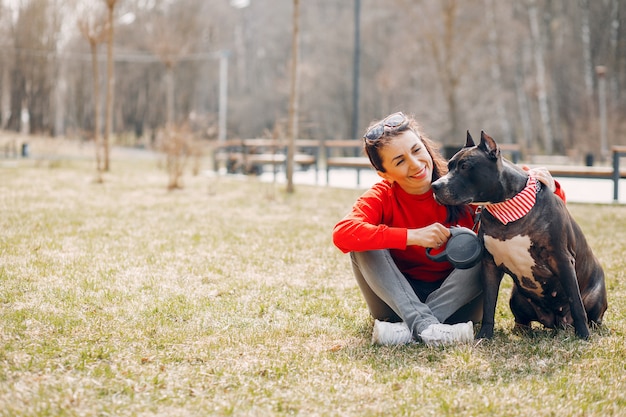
top-left (425, 226), bottom-right (483, 269)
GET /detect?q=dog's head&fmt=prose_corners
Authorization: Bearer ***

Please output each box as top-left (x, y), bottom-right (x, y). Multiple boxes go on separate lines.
top-left (431, 131), bottom-right (505, 205)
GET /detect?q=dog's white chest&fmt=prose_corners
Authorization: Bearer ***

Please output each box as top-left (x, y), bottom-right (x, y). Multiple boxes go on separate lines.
top-left (484, 234), bottom-right (543, 296)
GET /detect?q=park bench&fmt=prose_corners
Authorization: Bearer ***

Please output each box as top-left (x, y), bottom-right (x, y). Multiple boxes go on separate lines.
top-left (212, 138), bottom-right (320, 182)
top-left (212, 139), bottom-right (244, 174)
top-left (242, 138), bottom-right (319, 180)
top-left (528, 146), bottom-right (626, 202)
top-left (322, 139), bottom-right (371, 186)
top-left (0, 136), bottom-right (28, 158)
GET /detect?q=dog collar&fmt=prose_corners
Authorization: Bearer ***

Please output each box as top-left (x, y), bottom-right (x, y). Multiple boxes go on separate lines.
top-left (483, 176), bottom-right (540, 225)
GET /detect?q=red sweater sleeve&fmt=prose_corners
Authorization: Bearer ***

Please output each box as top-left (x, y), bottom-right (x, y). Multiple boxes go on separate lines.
top-left (554, 180), bottom-right (566, 204)
top-left (332, 183), bottom-right (407, 253)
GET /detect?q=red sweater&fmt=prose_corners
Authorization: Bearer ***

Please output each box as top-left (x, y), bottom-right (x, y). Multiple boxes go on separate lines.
top-left (333, 180), bottom-right (566, 283)
top-left (332, 180), bottom-right (475, 283)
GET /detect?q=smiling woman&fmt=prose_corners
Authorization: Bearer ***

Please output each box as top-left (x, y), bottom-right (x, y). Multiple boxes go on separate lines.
top-left (333, 112), bottom-right (481, 347)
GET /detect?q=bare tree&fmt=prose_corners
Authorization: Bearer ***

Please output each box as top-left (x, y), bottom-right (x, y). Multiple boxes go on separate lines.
top-left (392, 0), bottom-right (482, 144)
top-left (580, 0), bottom-right (594, 111)
top-left (103, 0), bottom-right (118, 171)
top-left (7, 0), bottom-right (59, 135)
top-left (144, 3), bottom-right (200, 125)
top-left (158, 124), bottom-right (194, 190)
top-left (484, 0), bottom-right (513, 144)
top-left (526, 0), bottom-right (554, 154)
top-left (607, 0), bottom-right (620, 101)
top-left (78, 14), bottom-right (108, 180)
top-left (3, 0), bottom-right (624, 158)
top-left (286, 0), bottom-right (300, 194)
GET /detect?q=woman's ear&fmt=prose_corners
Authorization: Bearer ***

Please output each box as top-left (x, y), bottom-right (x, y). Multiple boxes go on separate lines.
top-left (377, 170), bottom-right (393, 183)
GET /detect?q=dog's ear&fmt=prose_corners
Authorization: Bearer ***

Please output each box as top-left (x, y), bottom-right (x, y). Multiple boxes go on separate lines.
top-left (465, 131), bottom-right (475, 147)
top-left (478, 131), bottom-right (500, 160)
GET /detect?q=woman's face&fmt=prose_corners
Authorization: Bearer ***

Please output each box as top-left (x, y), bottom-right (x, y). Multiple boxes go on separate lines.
top-left (377, 130), bottom-right (434, 195)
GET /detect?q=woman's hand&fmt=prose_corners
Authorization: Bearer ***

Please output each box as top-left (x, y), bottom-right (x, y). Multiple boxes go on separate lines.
top-left (523, 165), bottom-right (556, 192)
top-left (407, 223), bottom-right (451, 248)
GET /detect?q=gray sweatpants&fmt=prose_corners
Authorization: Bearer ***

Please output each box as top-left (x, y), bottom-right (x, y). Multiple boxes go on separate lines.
top-left (350, 250), bottom-right (483, 337)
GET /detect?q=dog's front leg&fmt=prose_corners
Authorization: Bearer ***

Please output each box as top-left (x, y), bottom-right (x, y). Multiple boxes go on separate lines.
top-left (558, 256), bottom-right (590, 339)
top-left (476, 257), bottom-right (505, 339)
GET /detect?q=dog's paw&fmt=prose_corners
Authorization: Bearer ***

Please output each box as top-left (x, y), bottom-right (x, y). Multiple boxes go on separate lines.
top-left (512, 322), bottom-right (532, 336)
top-left (475, 326), bottom-right (494, 340)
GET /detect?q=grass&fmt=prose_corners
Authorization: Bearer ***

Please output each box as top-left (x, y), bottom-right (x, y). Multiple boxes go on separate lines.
top-left (1, 146), bottom-right (626, 416)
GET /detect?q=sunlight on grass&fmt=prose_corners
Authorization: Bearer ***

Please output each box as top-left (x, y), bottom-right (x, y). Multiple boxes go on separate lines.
top-left (1, 154), bottom-right (626, 416)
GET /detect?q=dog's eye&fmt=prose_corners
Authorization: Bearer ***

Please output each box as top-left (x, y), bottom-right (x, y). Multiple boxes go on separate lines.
top-left (460, 162), bottom-right (469, 170)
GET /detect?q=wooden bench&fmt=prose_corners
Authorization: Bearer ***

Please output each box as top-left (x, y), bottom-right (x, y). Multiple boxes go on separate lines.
top-left (322, 140), bottom-right (371, 186)
top-left (212, 138), bottom-right (319, 181)
top-left (242, 139), bottom-right (319, 179)
top-left (528, 146), bottom-right (626, 202)
top-left (1, 137), bottom-right (22, 158)
top-left (526, 165), bottom-right (617, 179)
top-left (212, 139), bottom-right (244, 173)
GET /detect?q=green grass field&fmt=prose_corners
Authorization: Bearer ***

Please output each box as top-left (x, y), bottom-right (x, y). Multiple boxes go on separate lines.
top-left (1, 150), bottom-right (626, 416)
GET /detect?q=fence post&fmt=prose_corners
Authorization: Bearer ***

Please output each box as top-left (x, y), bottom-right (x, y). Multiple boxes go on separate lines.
top-left (613, 149), bottom-right (620, 202)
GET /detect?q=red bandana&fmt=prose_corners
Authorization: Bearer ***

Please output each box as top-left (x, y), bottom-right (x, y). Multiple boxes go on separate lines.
top-left (484, 176), bottom-right (540, 224)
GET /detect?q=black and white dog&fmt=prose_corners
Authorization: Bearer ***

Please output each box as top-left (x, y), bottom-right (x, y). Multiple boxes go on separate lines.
top-left (431, 131), bottom-right (608, 339)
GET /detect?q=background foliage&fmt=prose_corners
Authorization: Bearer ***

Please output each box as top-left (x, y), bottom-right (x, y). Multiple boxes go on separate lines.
top-left (0, 0), bottom-right (625, 158)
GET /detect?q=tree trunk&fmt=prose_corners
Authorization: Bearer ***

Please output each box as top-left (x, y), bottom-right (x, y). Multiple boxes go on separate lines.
top-left (442, 0), bottom-right (460, 142)
top-left (104, 0), bottom-right (117, 171)
top-left (527, 0), bottom-right (554, 154)
top-left (27, 58), bottom-right (52, 135)
top-left (351, 0), bottom-right (361, 140)
top-left (608, 0), bottom-right (620, 104)
top-left (579, 0), bottom-right (594, 104)
top-left (514, 49), bottom-right (533, 153)
top-left (165, 64), bottom-right (174, 125)
top-left (578, 0), bottom-right (595, 153)
top-left (286, 0), bottom-right (300, 194)
top-left (426, 0), bottom-right (461, 144)
top-left (90, 40), bottom-right (103, 177)
top-left (7, 66), bottom-right (24, 133)
top-left (1, 66), bottom-right (9, 128)
top-left (485, 0), bottom-right (512, 143)
top-left (78, 15), bottom-right (107, 178)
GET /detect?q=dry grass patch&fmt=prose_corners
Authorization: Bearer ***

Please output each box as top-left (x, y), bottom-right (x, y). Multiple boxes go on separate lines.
top-left (1, 155), bottom-right (626, 416)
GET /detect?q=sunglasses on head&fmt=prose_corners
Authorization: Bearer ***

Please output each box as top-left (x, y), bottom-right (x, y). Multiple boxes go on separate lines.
top-left (363, 112), bottom-right (409, 141)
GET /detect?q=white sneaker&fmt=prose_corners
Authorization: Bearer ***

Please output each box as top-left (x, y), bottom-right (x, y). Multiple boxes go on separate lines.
top-left (371, 320), bottom-right (413, 346)
top-left (419, 321), bottom-right (474, 346)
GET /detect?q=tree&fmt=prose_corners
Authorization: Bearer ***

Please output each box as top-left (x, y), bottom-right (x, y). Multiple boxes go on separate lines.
top-left (393, 0), bottom-right (483, 144)
top-left (103, 0), bottom-right (118, 171)
top-left (3, 0), bottom-right (626, 159)
top-left (78, 14), bottom-right (108, 180)
top-left (485, 0), bottom-right (513, 144)
top-left (526, 0), bottom-right (554, 154)
top-left (7, 0), bottom-right (59, 135)
top-left (144, 0), bottom-right (202, 125)
top-left (286, 0), bottom-right (300, 194)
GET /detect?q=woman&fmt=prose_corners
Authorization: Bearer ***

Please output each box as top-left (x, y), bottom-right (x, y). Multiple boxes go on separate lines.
top-left (332, 112), bottom-right (563, 346)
